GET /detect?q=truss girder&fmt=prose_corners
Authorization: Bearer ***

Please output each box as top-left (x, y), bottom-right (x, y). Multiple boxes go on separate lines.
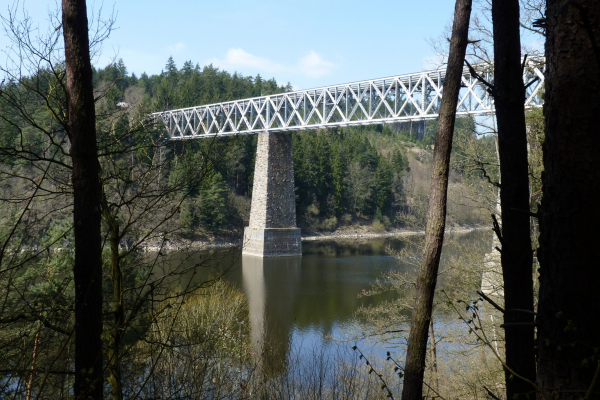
top-left (154, 59), bottom-right (545, 140)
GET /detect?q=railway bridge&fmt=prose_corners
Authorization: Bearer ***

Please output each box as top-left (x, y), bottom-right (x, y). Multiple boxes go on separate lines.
top-left (153, 60), bottom-right (544, 257)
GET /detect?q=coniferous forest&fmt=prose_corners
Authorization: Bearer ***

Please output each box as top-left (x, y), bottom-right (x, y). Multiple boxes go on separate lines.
top-left (87, 57), bottom-right (492, 239)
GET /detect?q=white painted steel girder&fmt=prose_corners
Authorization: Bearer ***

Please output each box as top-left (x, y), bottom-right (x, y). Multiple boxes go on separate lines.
top-left (153, 59), bottom-right (545, 140)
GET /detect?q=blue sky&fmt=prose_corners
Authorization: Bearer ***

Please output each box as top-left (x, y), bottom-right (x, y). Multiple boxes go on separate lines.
top-left (99, 0), bottom-right (458, 89)
top-left (1, 0), bottom-right (464, 90)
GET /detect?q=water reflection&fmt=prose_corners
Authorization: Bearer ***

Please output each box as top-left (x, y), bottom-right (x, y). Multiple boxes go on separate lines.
top-left (242, 255), bottom-right (301, 375)
top-left (171, 231), bottom-right (491, 374)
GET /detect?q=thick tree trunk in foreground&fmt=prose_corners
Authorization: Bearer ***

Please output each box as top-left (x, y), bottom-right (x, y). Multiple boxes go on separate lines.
top-left (491, 1), bottom-right (536, 397)
top-left (62, 1), bottom-right (104, 399)
top-left (401, 1), bottom-right (472, 398)
top-left (537, 1), bottom-right (600, 398)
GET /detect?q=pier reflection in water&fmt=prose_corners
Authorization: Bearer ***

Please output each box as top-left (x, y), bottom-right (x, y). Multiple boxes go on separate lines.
top-left (242, 255), bottom-right (301, 375)
top-left (237, 239), bottom-right (420, 375)
top-left (177, 231), bottom-right (490, 376)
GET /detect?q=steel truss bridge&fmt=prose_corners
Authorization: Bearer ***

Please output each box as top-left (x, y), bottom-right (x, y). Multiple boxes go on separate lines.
top-left (153, 59), bottom-right (545, 140)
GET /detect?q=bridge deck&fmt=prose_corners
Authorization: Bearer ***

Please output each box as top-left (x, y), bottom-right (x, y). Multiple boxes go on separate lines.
top-left (153, 59), bottom-right (544, 139)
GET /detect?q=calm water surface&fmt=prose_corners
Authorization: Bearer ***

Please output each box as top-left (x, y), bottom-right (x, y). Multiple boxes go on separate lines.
top-left (176, 231), bottom-right (490, 371)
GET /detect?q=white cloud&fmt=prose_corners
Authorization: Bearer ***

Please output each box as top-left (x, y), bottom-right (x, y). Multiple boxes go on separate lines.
top-left (298, 51), bottom-right (334, 78)
top-left (168, 42), bottom-right (186, 53)
top-left (223, 48), bottom-right (285, 73)
top-left (212, 48), bottom-right (335, 79)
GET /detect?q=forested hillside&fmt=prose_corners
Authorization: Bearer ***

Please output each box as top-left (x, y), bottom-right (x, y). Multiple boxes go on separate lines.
top-left (0, 57), bottom-right (491, 246)
top-left (92, 57), bottom-right (494, 237)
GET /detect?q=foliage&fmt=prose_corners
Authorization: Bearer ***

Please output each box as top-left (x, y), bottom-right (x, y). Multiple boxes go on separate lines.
top-left (525, 108), bottom-right (544, 214)
top-left (88, 57), bottom-right (499, 236)
top-left (128, 280), bottom-right (251, 399)
top-left (293, 128), bottom-right (409, 231)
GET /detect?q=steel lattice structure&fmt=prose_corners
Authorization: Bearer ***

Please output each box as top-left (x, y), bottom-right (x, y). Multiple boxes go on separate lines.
top-left (153, 59), bottom-right (545, 140)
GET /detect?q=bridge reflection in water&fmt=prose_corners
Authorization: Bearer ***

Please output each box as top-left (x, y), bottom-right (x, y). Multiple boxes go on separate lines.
top-left (241, 255), bottom-right (302, 376)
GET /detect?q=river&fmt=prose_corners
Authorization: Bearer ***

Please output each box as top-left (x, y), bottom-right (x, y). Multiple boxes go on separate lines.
top-left (165, 229), bottom-right (491, 377)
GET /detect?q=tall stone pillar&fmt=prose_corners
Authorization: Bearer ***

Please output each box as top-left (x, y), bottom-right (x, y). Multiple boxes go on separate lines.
top-left (243, 132), bottom-right (302, 257)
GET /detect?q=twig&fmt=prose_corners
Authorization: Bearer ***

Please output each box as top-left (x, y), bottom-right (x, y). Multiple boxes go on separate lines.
top-left (524, 76), bottom-right (540, 91)
top-left (385, 351), bottom-right (448, 400)
top-left (477, 291), bottom-right (505, 314)
top-left (483, 385), bottom-right (502, 400)
top-left (465, 60), bottom-right (494, 93)
top-left (521, 54), bottom-right (529, 72)
top-left (532, 18), bottom-right (546, 29)
top-left (0, 369), bottom-right (74, 375)
top-left (510, 207), bottom-right (539, 218)
top-left (443, 292), bottom-right (541, 395)
top-left (480, 166), bottom-right (501, 188)
top-left (0, 313), bottom-right (71, 335)
top-left (352, 346), bottom-right (395, 399)
top-left (491, 214), bottom-right (503, 246)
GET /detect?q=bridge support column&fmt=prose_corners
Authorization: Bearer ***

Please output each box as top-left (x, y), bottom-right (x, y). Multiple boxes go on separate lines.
top-left (243, 132), bottom-right (302, 257)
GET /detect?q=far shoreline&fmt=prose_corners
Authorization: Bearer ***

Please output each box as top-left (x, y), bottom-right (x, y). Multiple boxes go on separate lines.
top-left (147, 225), bottom-right (489, 253)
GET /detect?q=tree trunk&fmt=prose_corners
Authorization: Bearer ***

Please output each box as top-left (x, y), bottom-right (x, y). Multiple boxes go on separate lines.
top-left (429, 318), bottom-right (439, 394)
top-left (490, 1), bottom-right (536, 397)
top-left (102, 191), bottom-right (124, 400)
top-left (401, 1), bottom-right (472, 398)
top-left (62, 1), bottom-right (103, 399)
top-left (537, 1), bottom-right (600, 398)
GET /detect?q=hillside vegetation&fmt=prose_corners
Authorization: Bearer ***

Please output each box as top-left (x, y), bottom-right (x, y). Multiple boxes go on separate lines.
top-left (0, 57), bottom-right (496, 246)
top-left (99, 58), bottom-right (497, 238)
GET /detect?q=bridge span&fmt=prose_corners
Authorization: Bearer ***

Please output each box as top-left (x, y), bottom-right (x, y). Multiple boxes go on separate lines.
top-left (154, 60), bottom-right (545, 257)
top-left (153, 59), bottom-right (544, 139)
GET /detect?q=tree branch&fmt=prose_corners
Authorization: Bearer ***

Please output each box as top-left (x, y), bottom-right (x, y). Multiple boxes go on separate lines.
top-left (483, 385), bottom-right (502, 400)
top-left (477, 290), bottom-right (505, 314)
top-left (0, 313), bottom-right (71, 335)
top-left (465, 60), bottom-right (494, 93)
top-left (491, 214), bottom-right (503, 246)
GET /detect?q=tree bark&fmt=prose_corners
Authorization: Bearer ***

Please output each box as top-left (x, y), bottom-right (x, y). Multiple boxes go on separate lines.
top-left (490, 1), bottom-right (536, 397)
top-left (429, 318), bottom-right (439, 394)
top-left (62, 1), bottom-right (103, 399)
top-left (537, 1), bottom-right (600, 398)
top-left (401, 1), bottom-right (472, 398)
top-left (102, 191), bottom-right (124, 400)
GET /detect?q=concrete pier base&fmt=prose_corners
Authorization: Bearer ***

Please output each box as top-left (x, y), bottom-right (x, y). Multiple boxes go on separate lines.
top-left (242, 132), bottom-right (302, 257)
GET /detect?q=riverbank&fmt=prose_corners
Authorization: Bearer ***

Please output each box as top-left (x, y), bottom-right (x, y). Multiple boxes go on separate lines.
top-left (302, 225), bottom-right (487, 241)
top-left (147, 225), bottom-right (488, 252)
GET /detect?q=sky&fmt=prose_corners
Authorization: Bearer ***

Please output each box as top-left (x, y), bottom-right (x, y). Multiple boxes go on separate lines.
top-left (0, 0), bottom-right (465, 90)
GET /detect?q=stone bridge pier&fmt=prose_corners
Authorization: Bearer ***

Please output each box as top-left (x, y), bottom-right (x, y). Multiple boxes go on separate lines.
top-left (242, 132), bottom-right (302, 257)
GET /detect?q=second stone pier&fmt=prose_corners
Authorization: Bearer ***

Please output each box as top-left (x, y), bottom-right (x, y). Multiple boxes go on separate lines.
top-left (242, 132), bottom-right (302, 257)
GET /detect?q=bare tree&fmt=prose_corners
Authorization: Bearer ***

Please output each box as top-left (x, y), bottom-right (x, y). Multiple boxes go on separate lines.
top-left (401, 0), bottom-right (473, 398)
top-left (0, 4), bottom-right (234, 398)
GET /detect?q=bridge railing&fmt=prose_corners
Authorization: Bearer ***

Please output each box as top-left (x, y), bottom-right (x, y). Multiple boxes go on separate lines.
top-left (153, 58), bottom-right (545, 139)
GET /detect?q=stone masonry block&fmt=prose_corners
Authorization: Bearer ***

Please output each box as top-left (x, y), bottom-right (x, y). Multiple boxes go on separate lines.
top-left (243, 132), bottom-right (302, 257)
